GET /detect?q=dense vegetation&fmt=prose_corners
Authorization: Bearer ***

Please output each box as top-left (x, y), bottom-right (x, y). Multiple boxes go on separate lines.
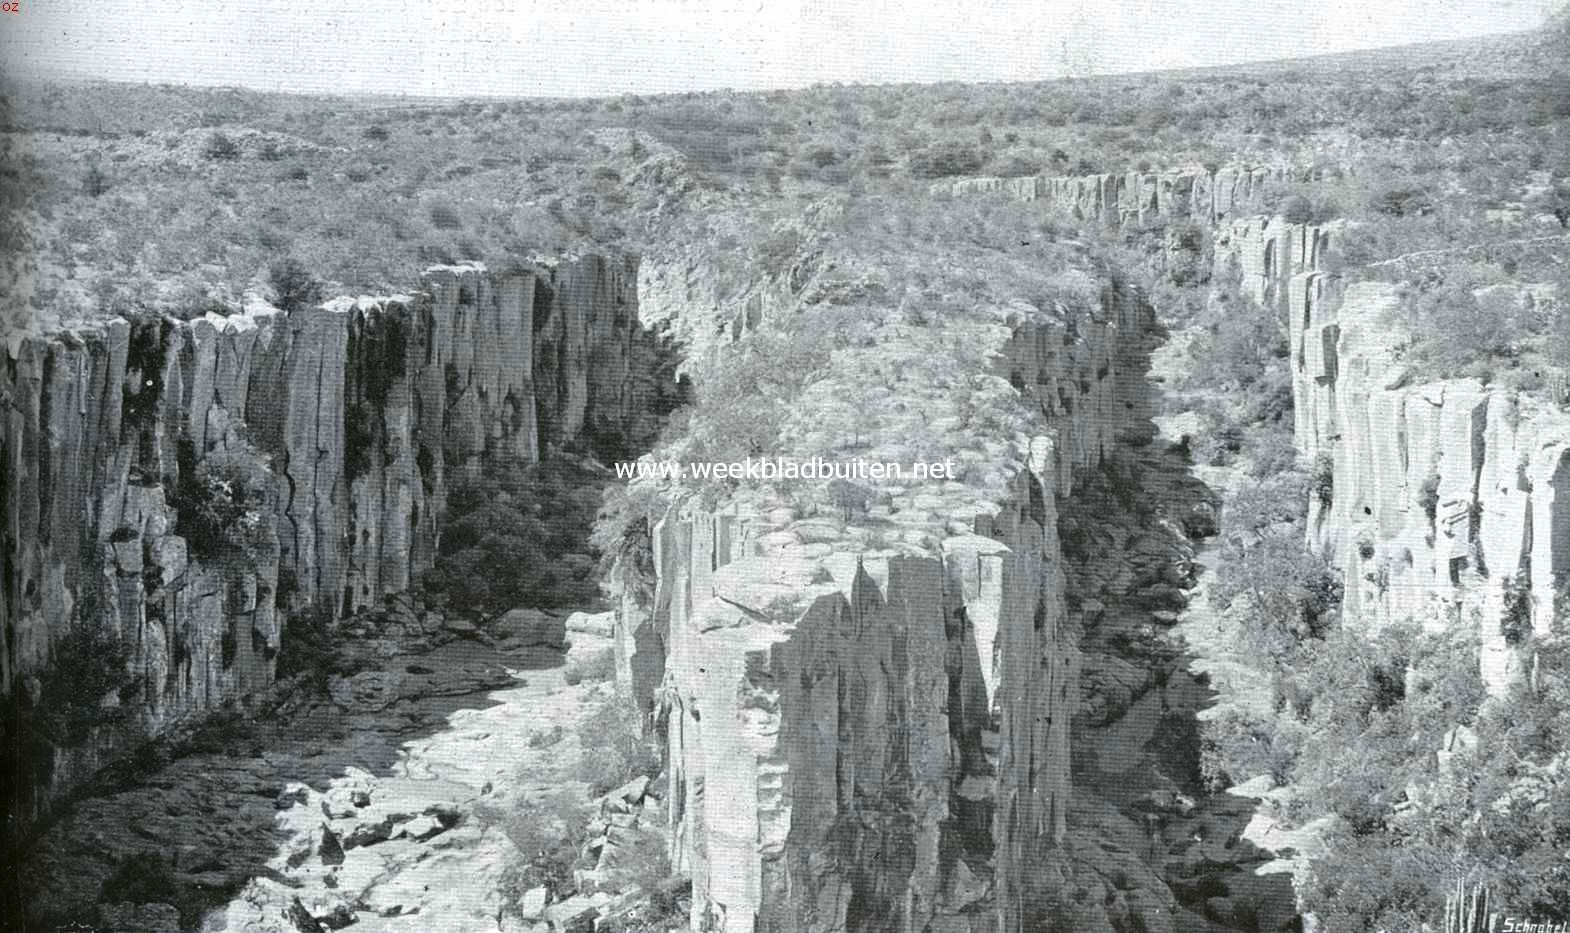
top-left (424, 455), bottom-right (608, 617)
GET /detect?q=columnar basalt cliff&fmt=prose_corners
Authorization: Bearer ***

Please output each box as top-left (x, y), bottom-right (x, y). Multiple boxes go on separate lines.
top-left (1294, 276), bottom-right (1570, 692)
top-left (935, 163), bottom-right (1328, 228)
top-left (1, 256), bottom-right (673, 828)
top-left (1201, 210), bottom-right (1570, 693)
top-left (616, 280), bottom-right (1159, 932)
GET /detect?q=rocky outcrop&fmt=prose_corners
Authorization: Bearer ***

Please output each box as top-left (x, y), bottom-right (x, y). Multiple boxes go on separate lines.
top-left (2, 256), bottom-right (673, 829)
top-left (936, 164), bottom-right (1333, 229)
top-left (618, 283), bottom-right (1159, 932)
top-left (1363, 232), bottom-right (1570, 282)
top-left (1294, 276), bottom-right (1570, 694)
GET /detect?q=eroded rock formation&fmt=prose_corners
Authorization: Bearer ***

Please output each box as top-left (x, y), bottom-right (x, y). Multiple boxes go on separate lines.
top-left (1, 256), bottom-right (673, 828)
top-left (616, 283), bottom-right (1159, 932)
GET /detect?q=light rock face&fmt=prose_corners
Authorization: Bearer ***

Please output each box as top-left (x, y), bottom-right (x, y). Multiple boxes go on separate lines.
top-left (617, 288), bottom-right (1155, 932)
top-left (1, 256), bottom-right (672, 827)
top-left (937, 163), bottom-right (1328, 228)
top-left (1293, 279), bottom-right (1570, 694)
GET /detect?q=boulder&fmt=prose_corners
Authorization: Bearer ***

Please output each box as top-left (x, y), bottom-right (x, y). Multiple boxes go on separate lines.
top-left (518, 886), bottom-right (549, 918)
top-left (342, 818), bottom-right (393, 849)
top-left (606, 775), bottom-right (650, 805)
top-left (395, 814), bottom-right (446, 841)
top-left (444, 615), bottom-right (480, 637)
top-left (495, 608), bottom-right (567, 648)
top-left (565, 610), bottom-right (615, 637)
top-left (317, 825), bottom-right (345, 866)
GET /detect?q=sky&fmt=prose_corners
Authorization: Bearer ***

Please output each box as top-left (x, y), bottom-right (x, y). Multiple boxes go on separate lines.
top-left (0, 0), bottom-right (1561, 98)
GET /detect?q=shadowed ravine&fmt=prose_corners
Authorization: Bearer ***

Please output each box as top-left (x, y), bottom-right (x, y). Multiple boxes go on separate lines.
top-left (1059, 436), bottom-right (1300, 933)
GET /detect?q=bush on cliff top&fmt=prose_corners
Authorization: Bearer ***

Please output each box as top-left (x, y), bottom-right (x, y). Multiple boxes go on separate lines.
top-left (266, 257), bottom-right (323, 312)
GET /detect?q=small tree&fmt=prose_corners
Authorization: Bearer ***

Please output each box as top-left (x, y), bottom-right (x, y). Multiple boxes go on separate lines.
top-left (203, 131), bottom-right (241, 162)
top-left (267, 257), bottom-right (323, 313)
top-left (82, 165), bottom-right (111, 197)
top-left (1529, 182), bottom-right (1570, 229)
top-left (908, 142), bottom-right (985, 179)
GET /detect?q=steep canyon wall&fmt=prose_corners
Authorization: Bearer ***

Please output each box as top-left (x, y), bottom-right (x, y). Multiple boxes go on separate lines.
top-left (1295, 277), bottom-right (1570, 691)
top-left (1197, 202), bottom-right (1570, 693)
top-left (1208, 206), bottom-right (1569, 694)
top-left (2, 256), bottom-right (671, 828)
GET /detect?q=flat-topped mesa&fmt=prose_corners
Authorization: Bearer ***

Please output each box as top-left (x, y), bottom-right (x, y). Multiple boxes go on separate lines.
top-left (617, 282), bottom-right (1160, 933)
top-left (2, 255), bottom-right (671, 828)
top-left (934, 163), bottom-right (1336, 229)
top-left (1294, 274), bottom-right (1570, 695)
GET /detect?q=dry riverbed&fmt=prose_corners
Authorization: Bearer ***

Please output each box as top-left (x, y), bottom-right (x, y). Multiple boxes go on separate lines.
top-left (16, 605), bottom-right (648, 933)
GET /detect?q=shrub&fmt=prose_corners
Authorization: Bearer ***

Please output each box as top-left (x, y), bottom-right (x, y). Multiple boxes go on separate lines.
top-left (1312, 453), bottom-right (1335, 507)
top-left (170, 440), bottom-right (275, 563)
top-left (591, 483), bottom-right (665, 608)
top-left (97, 851), bottom-right (222, 925)
top-left (274, 602), bottom-right (370, 690)
top-left (1184, 281), bottom-right (1290, 411)
top-left (1418, 472), bottom-right (1441, 523)
top-left (425, 456), bottom-right (606, 617)
top-left (908, 141), bottom-right (985, 179)
top-left (32, 620), bottom-right (137, 748)
top-left (528, 725), bottom-right (566, 748)
top-left (266, 257), bottom-right (323, 312)
top-left (1394, 279), bottom-right (1535, 380)
top-left (482, 791), bottom-right (589, 917)
top-left (595, 829), bottom-right (691, 932)
top-left (203, 132), bottom-right (241, 161)
top-left (1501, 574), bottom-right (1534, 645)
top-left (563, 647), bottom-right (616, 687)
top-left (1369, 184), bottom-right (1432, 218)
top-left (428, 200), bottom-right (464, 230)
top-left (576, 691), bottom-right (660, 797)
top-left (82, 165), bottom-right (110, 197)
top-left (1201, 705), bottom-right (1301, 790)
top-left (1212, 523), bottom-right (1342, 671)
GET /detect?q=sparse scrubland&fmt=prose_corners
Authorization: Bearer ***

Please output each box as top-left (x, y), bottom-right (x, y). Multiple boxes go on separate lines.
top-left (3, 27), bottom-right (1568, 332)
top-left (5, 12), bottom-right (1570, 933)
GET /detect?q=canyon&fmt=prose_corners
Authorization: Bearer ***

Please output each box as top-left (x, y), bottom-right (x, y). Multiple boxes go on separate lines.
top-left (4, 154), bottom-right (1564, 933)
top-left (4, 200), bottom-right (1283, 932)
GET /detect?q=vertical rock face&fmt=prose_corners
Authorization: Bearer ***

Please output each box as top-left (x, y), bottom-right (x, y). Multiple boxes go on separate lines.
top-left (2, 255), bottom-right (670, 828)
top-left (936, 163), bottom-right (1328, 228)
top-left (1293, 276), bottom-right (1570, 694)
top-left (620, 287), bottom-right (1154, 932)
